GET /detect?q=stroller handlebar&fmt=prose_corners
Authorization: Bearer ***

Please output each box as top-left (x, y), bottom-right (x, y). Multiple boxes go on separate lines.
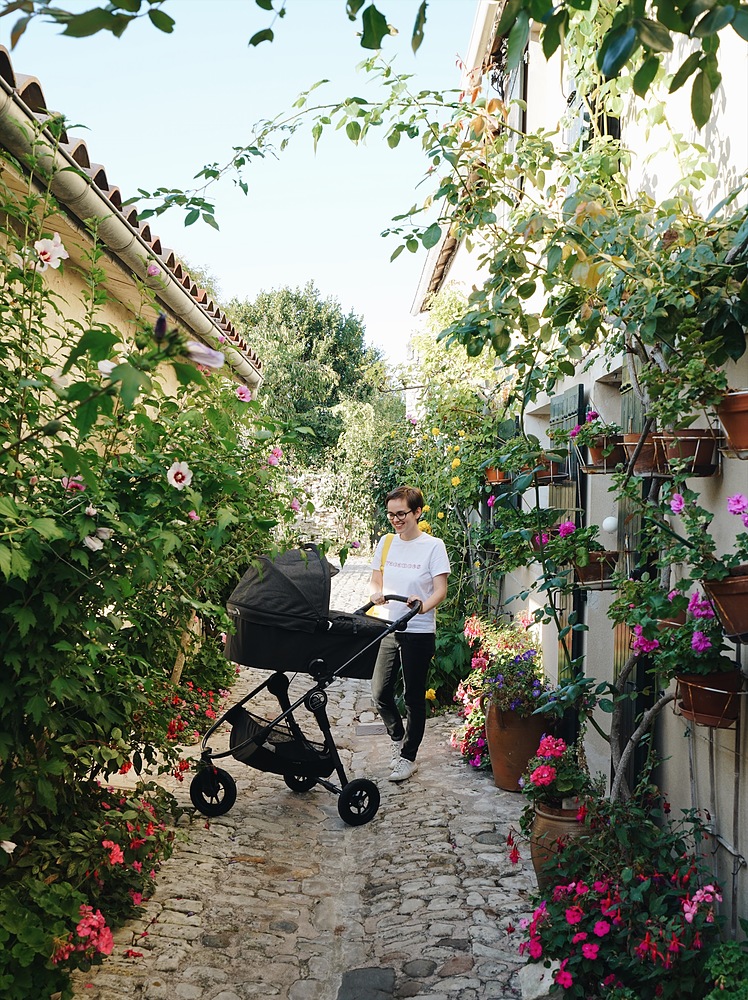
top-left (355, 595), bottom-right (422, 626)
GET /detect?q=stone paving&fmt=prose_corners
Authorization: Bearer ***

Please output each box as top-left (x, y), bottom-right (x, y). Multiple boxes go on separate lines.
top-left (72, 556), bottom-right (537, 1000)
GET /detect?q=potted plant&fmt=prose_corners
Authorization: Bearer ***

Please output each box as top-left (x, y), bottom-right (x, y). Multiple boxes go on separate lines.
top-left (516, 734), bottom-right (600, 890)
top-left (536, 521), bottom-right (618, 590)
top-left (717, 387), bottom-right (748, 455)
top-left (460, 615), bottom-right (552, 790)
top-left (657, 487), bottom-right (748, 642)
top-left (556, 410), bottom-right (625, 472)
top-left (631, 586), bottom-right (742, 728)
top-left (512, 772), bottom-right (725, 998)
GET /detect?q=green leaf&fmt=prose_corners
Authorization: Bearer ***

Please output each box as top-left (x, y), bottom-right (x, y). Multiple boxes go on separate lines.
top-left (496, 0), bottom-right (523, 37)
top-left (542, 9), bottom-right (567, 58)
top-left (62, 329), bottom-right (120, 373)
top-left (109, 363), bottom-right (152, 409)
top-left (691, 68), bottom-right (714, 127)
top-left (421, 223), bottom-right (442, 249)
top-left (10, 14), bottom-right (30, 48)
top-left (598, 24), bottom-right (639, 77)
top-left (184, 208), bottom-right (200, 226)
top-left (360, 4), bottom-right (389, 49)
top-left (255, 0), bottom-right (274, 9)
top-left (733, 8), bottom-right (748, 38)
top-left (147, 7), bottom-right (175, 31)
top-left (693, 4), bottom-right (735, 34)
top-left (507, 9), bottom-right (530, 70)
top-left (346, 120), bottom-right (361, 141)
top-left (171, 361), bottom-right (206, 388)
top-left (633, 16), bottom-right (674, 50)
top-left (202, 212), bottom-right (220, 230)
top-left (0, 496), bottom-right (19, 519)
top-left (248, 27), bottom-right (274, 46)
top-left (411, 0), bottom-right (427, 52)
top-left (346, 0), bottom-right (366, 16)
top-left (390, 244), bottom-right (405, 261)
top-left (669, 50), bottom-right (702, 92)
top-left (633, 53), bottom-right (660, 95)
top-left (30, 518), bottom-right (65, 541)
top-left (386, 128), bottom-right (401, 148)
top-left (13, 605), bottom-right (37, 638)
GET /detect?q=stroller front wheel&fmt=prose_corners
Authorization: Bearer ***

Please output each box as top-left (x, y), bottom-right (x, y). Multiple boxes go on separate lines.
top-left (190, 766), bottom-right (237, 817)
top-left (337, 778), bottom-right (380, 826)
top-left (284, 773), bottom-right (317, 793)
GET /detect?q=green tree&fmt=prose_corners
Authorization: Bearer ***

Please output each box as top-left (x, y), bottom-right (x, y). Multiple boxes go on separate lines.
top-left (228, 282), bottom-right (385, 464)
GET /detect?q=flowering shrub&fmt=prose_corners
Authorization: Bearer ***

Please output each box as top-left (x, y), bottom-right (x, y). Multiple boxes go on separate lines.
top-left (514, 779), bottom-right (724, 999)
top-left (451, 614), bottom-right (547, 769)
top-left (534, 522), bottom-right (607, 569)
top-left (659, 488), bottom-right (748, 579)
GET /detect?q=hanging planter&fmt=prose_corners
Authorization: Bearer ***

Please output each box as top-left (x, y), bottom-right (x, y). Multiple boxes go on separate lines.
top-left (702, 567), bottom-right (748, 643)
top-left (675, 668), bottom-right (743, 728)
top-left (652, 429), bottom-right (721, 477)
top-left (621, 432), bottom-right (663, 476)
top-left (574, 435), bottom-right (627, 474)
top-left (572, 551), bottom-right (618, 590)
top-left (717, 389), bottom-right (748, 457)
top-left (484, 466), bottom-right (509, 484)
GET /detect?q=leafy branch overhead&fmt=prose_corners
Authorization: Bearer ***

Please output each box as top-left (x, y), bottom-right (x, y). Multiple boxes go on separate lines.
top-left (496, 0), bottom-right (748, 128)
top-left (0, 0), bottom-right (429, 54)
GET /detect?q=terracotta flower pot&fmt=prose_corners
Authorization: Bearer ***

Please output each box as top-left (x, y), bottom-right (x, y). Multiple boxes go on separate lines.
top-left (583, 435), bottom-right (627, 473)
top-left (484, 466), bottom-right (508, 484)
top-left (702, 567), bottom-right (748, 642)
top-left (652, 429), bottom-right (720, 477)
top-left (621, 432), bottom-right (662, 475)
top-left (717, 389), bottom-right (748, 454)
top-left (484, 703), bottom-right (549, 792)
top-left (675, 668), bottom-right (743, 728)
top-left (572, 551), bottom-right (618, 590)
top-left (529, 803), bottom-right (587, 892)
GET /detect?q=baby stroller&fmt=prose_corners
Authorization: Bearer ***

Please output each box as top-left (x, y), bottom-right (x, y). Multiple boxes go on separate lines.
top-left (189, 544), bottom-right (420, 827)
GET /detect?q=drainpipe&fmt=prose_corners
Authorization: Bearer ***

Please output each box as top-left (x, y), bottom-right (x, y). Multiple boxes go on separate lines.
top-left (0, 77), bottom-right (262, 391)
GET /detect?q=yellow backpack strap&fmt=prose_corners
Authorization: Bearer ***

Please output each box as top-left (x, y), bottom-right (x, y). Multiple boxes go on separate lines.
top-left (379, 532), bottom-right (394, 573)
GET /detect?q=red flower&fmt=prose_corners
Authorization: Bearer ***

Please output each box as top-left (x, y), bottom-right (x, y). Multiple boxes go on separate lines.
top-left (530, 764), bottom-right (557, 786)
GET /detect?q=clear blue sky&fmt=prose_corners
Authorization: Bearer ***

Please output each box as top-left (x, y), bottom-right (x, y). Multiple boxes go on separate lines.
top-left (2, 0), bottom-right (472, 364)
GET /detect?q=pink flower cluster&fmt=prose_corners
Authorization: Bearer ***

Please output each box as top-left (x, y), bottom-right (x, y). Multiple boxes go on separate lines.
top-left (463, 615), bottom-right (484, 642)
top-left (51, 904), bottom-right (114, 964)
top-left (682, 884), bottom-right (721, 923)
top-left (557, 521), bottom-right (576, 538)
top-left (267, 446), bottom-right (283, 466)
top-left (536, 735), bottom-right (566, 758)
top-left (727, 492), bottom-right (748, 527)
top-left (631, 624), bottom-right (660, 655)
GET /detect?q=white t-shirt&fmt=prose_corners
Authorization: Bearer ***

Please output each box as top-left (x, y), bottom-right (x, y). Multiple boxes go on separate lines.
top-left (369, 532), bottom-right (451, 634)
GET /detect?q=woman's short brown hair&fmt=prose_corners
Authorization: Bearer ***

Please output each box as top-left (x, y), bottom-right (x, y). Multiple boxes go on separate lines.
top-left (385, 485), bottom-right (424, 513)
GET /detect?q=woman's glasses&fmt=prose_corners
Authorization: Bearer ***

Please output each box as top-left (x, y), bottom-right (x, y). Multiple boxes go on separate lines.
top-left (386, 510), bottom-right (411, 522)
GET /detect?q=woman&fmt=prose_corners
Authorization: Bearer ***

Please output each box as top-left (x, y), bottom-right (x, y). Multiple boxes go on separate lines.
top-left (369, 485), bottom-right (450, 782)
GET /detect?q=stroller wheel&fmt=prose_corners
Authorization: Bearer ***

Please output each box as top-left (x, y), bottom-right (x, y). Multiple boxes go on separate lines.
top-left (337, 778), bottom-right (380, 827)
top-left (190, 767), bottom-right (237, 817)
top-left (283, 773), bottom-right (317, 793)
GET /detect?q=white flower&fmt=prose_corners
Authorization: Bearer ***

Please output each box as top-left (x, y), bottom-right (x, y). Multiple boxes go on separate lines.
top-left (166, 461), bottom-right (193, 490)
top-left (34, 232), bottom-right (69, 271)
top-left (98, 360), bottom-right (116, 377)
top-left (95, 527), bottom-right (114, 540)
top-left (184, 341), bottom-right (224, 369)
top-left (85, 505), bottom-right (98, 516)
top-left (82, 535), bottom-right (104, 551)
top-left (0, 840), bottom-right (16, 854)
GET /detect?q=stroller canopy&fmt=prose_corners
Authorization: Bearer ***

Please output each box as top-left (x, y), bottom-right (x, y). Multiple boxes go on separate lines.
top-left (227, 544), bottom-right (338, 633)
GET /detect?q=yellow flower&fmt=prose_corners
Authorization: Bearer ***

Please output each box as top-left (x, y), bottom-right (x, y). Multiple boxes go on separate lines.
top-left (415, 450), bottom-right (423, 458)
top-left (425, 688), bottom-right (437, 701)
top-left (422, 504), bottom-right (430, 512)
top-left (420, 520), bottom-right (432, 533)
top-left (474, 560), bottom-right (481, 568)
top-left (437, 511), bottom-right (445, 519)
top-left (453, 444), bottom-right (460, 451)
top-left (458, 430), bottom-right (465, 437)
top-left (451, 457), bottom-right (461, 469)
top-left (432, 427), bottom-right (440, 436)
top-left (451, 476), bottom-right (461, 487)
top-left (407, 437), bottom-right (415, 444)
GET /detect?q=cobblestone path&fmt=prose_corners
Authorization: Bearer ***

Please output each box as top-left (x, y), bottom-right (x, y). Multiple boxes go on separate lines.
top-left (72, 556), bottom-right (535, 1000)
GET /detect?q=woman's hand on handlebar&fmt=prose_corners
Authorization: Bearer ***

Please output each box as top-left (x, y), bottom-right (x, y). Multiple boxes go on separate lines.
top-left (406, 595), bottom-right (423, 613)
top-left (370, 591), bottom-right (386, 605)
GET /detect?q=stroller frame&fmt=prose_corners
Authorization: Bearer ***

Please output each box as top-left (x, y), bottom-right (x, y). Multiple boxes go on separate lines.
top-left (190, 596), bottom-right (420, 827)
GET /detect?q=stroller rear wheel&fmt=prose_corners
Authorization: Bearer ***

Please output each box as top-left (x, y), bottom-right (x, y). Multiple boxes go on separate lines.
top-left (190, 766), bottom-right (237, 817)
top-left (337, 778), bottom-right (380, 826)
top-left (283, 773), bottom-right (317, 793)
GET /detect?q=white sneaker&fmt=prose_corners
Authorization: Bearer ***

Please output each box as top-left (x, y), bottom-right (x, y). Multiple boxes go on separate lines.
top-left (388, 757), bottom-right (418, 782)
top-left (389, 738), bottom-right (404, 771)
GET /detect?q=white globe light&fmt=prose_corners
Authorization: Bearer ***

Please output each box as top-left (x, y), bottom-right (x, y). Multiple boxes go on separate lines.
top-left (602, 516), bottom-right (618, 534)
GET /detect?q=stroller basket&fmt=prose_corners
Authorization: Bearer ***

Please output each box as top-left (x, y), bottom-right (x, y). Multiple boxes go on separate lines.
top-left (227, 705), bottom-right (334, 779)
